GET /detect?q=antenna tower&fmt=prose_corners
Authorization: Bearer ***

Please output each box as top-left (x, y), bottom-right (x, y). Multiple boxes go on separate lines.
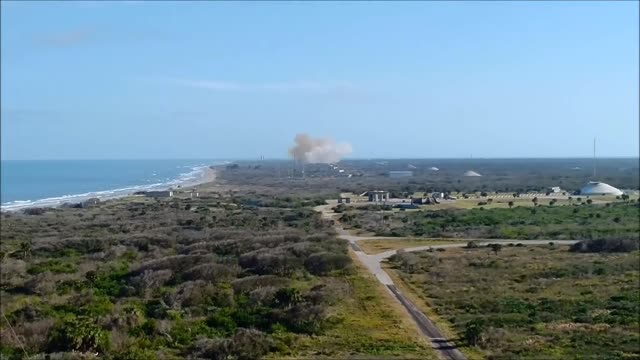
top-left (593, 137), bottom-right (597, 178)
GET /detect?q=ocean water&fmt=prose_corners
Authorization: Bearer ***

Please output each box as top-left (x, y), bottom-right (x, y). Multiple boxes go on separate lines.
top-left (1, 159), bottom-right (227, 210)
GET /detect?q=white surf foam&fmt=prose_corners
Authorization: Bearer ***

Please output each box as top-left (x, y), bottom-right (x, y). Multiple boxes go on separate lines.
top-left (1, 161), bottom-right (229, 212)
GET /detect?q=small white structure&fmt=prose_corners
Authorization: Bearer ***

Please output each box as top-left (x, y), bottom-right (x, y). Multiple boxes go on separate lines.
top-left (549, 186), bottom-right (562, 193)
top-left (429, 167), bottom-right (439, 171)
top-left (463, 170), bottom-right (482, 177)
top-left (145, 190), bottom-right (174, 198)
top-left (579, 182), bottom-right (623, 196)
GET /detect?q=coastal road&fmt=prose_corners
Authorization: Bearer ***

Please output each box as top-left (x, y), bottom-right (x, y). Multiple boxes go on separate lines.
top-left (314, 203), bottom-right (579, 360)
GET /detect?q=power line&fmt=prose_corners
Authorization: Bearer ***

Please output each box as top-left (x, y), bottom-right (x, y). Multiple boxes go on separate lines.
top-left (1, 310), bottom-right (29, 358)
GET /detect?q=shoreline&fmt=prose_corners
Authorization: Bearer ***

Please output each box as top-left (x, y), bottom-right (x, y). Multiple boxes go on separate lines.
top-left (1, 164), bottom-right (222, 212)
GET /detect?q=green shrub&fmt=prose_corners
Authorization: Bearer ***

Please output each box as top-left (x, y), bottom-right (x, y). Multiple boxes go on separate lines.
top-left (206, 309), bottom-right (237, 336)
top-left (90, 262), bottom-right (130, 297)
top-left (47, 316), bottom-right (110, 353)
top-left (464, 318), bottom-right (485, 346)
top-left (304, 252), bottom-right (351, 275)
top-left (28, 259), bottom-right (77, 275)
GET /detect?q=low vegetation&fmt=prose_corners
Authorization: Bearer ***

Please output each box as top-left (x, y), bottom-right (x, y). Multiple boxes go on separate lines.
top-left (387, 245), bottom-right (640, 359)
top-left (341, 202), bottom-right (640, 240)
top-left (0, 194), bottom-right (433, 359)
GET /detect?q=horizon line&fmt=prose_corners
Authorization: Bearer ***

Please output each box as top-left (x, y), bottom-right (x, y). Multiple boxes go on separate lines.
top-left (2, 156), bottom-right (639, 161)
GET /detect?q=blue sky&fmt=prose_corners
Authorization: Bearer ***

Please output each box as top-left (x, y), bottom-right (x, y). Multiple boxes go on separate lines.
top-left (1, 1), bottom-right (638, 160)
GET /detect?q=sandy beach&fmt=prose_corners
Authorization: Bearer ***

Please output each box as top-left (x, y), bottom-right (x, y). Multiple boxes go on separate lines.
top-left (1, 165), bottom-right (221, 212)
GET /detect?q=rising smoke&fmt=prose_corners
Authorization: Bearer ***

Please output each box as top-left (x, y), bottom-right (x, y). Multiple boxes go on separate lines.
top-left (288, 134), bottom-right (353, 164)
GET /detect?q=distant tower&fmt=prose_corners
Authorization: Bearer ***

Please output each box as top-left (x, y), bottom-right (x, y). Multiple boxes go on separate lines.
top-left (593, 137), bottom-right (597, 178)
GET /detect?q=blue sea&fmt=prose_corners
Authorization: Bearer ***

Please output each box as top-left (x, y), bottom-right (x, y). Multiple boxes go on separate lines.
top-left (1, 159), bottom-right (228, 211)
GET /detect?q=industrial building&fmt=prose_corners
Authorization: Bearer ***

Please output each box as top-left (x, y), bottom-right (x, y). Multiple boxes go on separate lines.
top-left (388, 171), bottom-right (413, 178)
top-left (144, 190), bottom-right (174, 198)
top-left (367, 190), bottom-right (389, 202)
top-left (579, 182), bottom-right (623, 196)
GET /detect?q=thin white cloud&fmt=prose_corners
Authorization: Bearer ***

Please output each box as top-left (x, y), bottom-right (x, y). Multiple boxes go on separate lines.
top-left (172, 78), bottom-right (355, 93)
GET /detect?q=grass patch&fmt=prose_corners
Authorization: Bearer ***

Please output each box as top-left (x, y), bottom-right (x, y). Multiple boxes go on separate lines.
top-left (281, 252), bottom-right (436, 359)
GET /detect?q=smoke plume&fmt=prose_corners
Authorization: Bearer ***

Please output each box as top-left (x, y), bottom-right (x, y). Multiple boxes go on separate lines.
top-left (288, 134), bottom-right (353, 164)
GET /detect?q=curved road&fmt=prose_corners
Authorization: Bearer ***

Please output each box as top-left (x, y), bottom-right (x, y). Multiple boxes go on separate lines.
top-left (315, 204), bottom-right (579, 360)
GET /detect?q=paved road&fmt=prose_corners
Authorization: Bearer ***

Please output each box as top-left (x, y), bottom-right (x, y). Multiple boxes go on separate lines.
top-left (387, 285), bottom-right (466, 360)
top-left (313, 203), bottom-right (579, 360)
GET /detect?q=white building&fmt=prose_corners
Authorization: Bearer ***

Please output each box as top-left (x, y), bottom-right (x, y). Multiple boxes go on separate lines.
top-left (579, 182), bottom-right (623, 196)
top-left (463, 170), bottom-right (482, 177)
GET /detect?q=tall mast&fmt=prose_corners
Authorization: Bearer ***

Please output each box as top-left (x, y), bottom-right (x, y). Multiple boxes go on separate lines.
top-left (593, 137), bottom-right (596, 179)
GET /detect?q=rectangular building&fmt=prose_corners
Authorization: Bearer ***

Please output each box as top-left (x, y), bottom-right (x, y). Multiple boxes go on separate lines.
top-left (144, 190), bottom-right (174, 198)
top-left (367, 190), bottom-right (389, 202)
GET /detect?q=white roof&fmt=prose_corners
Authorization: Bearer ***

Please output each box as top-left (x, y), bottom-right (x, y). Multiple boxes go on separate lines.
top-left (429, 167), bottom-right (439, 171)
top-left (463, 170), bottom-right (482, 177)
top-left (580, 181), bottom-right (623, 196)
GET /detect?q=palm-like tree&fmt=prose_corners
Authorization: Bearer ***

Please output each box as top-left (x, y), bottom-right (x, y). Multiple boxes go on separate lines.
top-left (18, 239), bottom-right (33, 259)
